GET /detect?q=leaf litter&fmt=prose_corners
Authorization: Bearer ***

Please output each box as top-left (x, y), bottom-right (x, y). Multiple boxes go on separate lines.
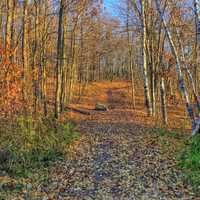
top-left (1, 83), bottom-right (197, 199)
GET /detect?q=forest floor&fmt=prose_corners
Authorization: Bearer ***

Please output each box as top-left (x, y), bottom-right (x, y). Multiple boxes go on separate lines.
top-left (1, 81), bottom-right (198, 199)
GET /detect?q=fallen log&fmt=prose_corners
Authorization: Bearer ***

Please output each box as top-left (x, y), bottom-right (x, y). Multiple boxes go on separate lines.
top-left (65, 106), bottom-right (91, 115)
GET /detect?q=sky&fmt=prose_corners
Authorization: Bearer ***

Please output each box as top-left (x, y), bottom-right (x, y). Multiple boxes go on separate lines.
top-left (103, 0), bottom-right (117, 17)
top-left (103, 0), bottom-right (195, 19)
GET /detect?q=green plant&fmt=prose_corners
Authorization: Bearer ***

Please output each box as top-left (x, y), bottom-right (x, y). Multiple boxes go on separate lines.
top-left (151, 127), bottom-right (181, 139)
top-left (0, 116), bottom-right (80, 177)
top-left (178, 134), bottom-right (200, 191)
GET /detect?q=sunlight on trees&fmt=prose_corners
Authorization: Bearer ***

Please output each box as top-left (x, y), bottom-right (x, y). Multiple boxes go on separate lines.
top-left (0, 0), bottom-right (200, 198)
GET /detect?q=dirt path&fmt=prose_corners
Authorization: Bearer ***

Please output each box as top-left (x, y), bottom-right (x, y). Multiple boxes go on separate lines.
top-left (38, 87), bottom-right (193, 199)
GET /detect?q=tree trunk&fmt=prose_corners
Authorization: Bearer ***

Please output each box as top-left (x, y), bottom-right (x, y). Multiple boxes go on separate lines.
top-left (127, 0), bottom-right (136, 109)
top-left (60, 15), bottom-right (68, 112)
top-left (22, 0), bottom-right (30, 112)
top-left (194, 0), bottom-right (200, 111)
top-left (160, 77), bottom-right (167, 125)
top-left (5, 0), bottom-right (15, 62)
top-left (32, 1), bottom-right (40, 114)
top-left (155, 0), bottom-right (197, 134)
top-left (141, 0), bottom-right (152, 116)
top-left (0, 2), bottom-right (2, 44)
top-left (55, 0), bottom-right (64, 118)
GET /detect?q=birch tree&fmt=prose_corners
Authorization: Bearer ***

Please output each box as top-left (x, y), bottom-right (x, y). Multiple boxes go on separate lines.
top-left (141, 0), bottom-right (152, 116)
top-left (160, 77), bottom-right (167, 125)
top-left (155, 0), bottom-right (200, 135)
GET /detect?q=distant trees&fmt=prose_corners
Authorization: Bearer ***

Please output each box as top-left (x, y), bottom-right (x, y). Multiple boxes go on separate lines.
top-left (0, 0), bottom-right (111, 118)
top-left (0, 0), bottom-right (199, 133)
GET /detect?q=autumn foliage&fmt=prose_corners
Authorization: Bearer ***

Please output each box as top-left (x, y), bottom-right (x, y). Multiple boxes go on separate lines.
top-left (0, 47), bottom-right (22, 118)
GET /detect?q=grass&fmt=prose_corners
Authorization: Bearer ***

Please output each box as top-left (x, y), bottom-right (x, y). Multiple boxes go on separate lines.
top-left (151, 127), bottom-right (182, 139)
top-left (178, 134), bottom-right (200, 192)
top-left (0, 115), bottom-right (80, 198)
top-left (152, 127), bottom-right (200, 193)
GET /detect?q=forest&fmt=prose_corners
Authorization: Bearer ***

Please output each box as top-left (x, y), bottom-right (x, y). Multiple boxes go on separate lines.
top-left (0, 0), bottom-right (200, 199)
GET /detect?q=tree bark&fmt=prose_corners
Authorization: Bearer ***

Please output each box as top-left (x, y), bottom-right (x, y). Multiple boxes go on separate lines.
top-left (141, 0), bottom-right (152, 116)
top-left (160, 77), bottom-right (167, 125)
top-left (5, 0), bottom-right (15, 62)
top-left (127, 0), bottom-right (136, 109)
top-left (55, 0), bottom-right (64, 118)
top-left (22, 0), bottom-right (30, 112)
top-left (194, 0), bottom-right (200, 110)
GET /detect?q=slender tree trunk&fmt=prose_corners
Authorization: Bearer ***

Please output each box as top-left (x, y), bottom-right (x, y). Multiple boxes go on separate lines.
top-left (5, 0), bottom-right (14, 61)
top-left (68, 27), bottom-right (77, 102)
top-left (0, 2), bottom-right (2, 44)
top-left (55, 0), bottom-right (64, 118)
top-left (32, 1), bottom-right (40, 114)
top-left (160, 77), bottom-right (167, 125)
top-left (194, 0), bottom-right (200, 93)
top-left (78, 19), bottom-right (84, 100)
top-left (130, 58), bottom-right (136, 108)
top-left (41, 1), bottom-right (48, 116)
top-left (60, 15), bottom-right (68, 112)
top-left (22, 0), bottom-right (30, 112)
top-left (141, 0), bottom-right (152, 116)
top-left (148, 39), bottom-right (156, 116)
top-left (127, 0), bottom-right (136, 108)
top-left (10, 0), bottom-right (16, 62)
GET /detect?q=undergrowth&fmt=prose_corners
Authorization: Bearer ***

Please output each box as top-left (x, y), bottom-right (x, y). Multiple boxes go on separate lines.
top-left (178, 134), bottom-right (200, 192)
top-left (153, 127), bottom-right (200, 193)
top-left (152, 127), bottom-right (182, 139)
top-left (0, 116), bottom-right (80, 178)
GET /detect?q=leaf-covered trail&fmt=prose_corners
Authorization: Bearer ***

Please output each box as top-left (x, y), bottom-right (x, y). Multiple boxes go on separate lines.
top-left (38, 85), bottom-right (195, 199)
